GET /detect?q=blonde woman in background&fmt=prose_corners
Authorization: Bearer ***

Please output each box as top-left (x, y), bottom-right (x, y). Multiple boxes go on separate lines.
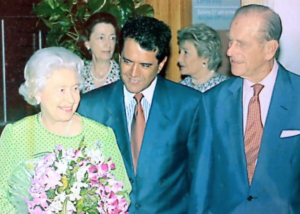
top-left (178, 23), bottom-right (228, 92)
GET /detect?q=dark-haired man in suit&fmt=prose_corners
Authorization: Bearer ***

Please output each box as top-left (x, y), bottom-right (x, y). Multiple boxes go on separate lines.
top-left (78, 15), bottom-right (211, 213)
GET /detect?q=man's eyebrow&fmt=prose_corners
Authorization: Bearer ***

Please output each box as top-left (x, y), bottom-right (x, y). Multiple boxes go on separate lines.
top-left (140, 62), bottom-right (152, 67)
top-left (122, 56), bottom-right (133, 62)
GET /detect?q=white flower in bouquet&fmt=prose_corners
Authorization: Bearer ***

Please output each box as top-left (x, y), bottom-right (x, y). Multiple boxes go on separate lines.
top-left (7, 139), bottom-right (129, 214)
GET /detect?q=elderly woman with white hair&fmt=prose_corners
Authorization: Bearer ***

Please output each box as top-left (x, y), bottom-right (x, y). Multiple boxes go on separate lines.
top-left (0, 47), bottom-right (131, 213)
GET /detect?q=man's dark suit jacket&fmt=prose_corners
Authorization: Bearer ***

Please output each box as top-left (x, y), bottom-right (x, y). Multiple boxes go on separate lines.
top-left (78, 75), bottom-right (211, 214)
top-left (190, 63), bottom-right (300, 214)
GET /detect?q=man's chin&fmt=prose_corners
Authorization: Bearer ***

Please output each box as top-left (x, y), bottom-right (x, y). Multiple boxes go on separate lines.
top-left (122, 81), bottom-right (141, 93)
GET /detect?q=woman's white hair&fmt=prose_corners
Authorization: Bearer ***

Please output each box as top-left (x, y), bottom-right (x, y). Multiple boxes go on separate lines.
top-left (19, 47), bottom-right (84, 106)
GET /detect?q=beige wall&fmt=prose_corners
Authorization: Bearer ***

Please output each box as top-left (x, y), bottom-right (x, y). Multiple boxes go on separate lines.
top-left (143, 0), bottom-right (192, 82)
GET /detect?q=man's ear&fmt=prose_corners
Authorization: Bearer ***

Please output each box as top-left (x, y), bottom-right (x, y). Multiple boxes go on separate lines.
top-left (157, 57), bottom-right (168, 74)
top-left (264, 40), bottom-right (279, 60)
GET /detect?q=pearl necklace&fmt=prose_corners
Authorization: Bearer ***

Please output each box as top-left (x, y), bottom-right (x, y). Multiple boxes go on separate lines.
top-left (39, 113), bottom-right (73, 136)
top-left (90, 61), bottom-right (112, 82)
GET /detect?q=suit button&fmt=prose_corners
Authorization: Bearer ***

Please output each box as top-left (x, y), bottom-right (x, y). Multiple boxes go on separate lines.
top-left (135, 203), bottom-right (141, 209)
top-left (129, 178), bottom-right (134, 183)
top-left (247, 196), bottom-right (253, 201)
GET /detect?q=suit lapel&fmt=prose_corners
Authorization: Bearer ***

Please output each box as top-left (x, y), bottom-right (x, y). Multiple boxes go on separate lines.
top-left (224, 78), bottom-right (249, 183)
top-left (144, 76), bottom-right (172, 134)
top-left (104, 81), bottom-right (133, 173)
top-left (137, 77), bottom-right (172, 170)
top-left (262, 65), bottom-right (292, 141)
top-left (255, 65), bottom-right (293, 175)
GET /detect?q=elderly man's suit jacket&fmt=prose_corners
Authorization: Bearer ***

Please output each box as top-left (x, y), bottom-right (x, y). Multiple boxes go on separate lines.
top-left (190, 63), bottom-right (300, 214)
top-left (78, 75), bottom-right (211, 214)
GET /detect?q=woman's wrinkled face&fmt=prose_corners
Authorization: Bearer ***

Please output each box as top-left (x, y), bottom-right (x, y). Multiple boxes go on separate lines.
top-left (36, 68), bottom-right (80, 123)
top-left (178, 40), bottom-right (208, 77)
top-left (85, 23), bottom-right (116, 61)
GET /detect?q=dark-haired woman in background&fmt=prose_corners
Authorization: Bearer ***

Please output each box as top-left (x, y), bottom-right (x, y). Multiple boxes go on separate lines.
top-left (178, 23), bottom-right (228, 92)
top-left (80, 12), bottom-right (120, 93)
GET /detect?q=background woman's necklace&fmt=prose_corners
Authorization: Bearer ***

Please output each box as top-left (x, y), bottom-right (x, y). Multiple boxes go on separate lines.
top-left (192, 70), bottom-right (215, 86)
top-left (90, 61), bottom-right (112, 82)
top-left (39, 113), bottom-right (73, 136)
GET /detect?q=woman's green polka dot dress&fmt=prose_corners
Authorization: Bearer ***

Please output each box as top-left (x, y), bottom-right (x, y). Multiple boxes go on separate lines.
top-left (0, 114), bottom-right (131, 213)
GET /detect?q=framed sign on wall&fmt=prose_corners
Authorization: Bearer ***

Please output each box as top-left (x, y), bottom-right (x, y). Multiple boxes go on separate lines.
top-left (192, 0), bottom-right (241, 30)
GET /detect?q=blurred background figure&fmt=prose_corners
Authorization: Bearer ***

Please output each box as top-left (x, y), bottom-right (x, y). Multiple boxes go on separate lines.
top-left (0, 47), bottom-right (131, 212)
top-left (178, 23), bottom-right (228, 92)
top-left (79, 12), bottom-right (120, 93)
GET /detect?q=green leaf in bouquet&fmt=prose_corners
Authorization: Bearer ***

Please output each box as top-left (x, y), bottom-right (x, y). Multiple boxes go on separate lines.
top-left (82, 171), bottom-right (89, 182)
top-left (46, 188), bottom-right (56, 199)
top-left (69, 160), bottom-right (77, 167)
top-left (76, 196), bottom-right (86, 213)
top-left (6, 158), bottom-right (40, 213)
top-left (68, 172), bottom-right (76, 187)
top-left (99, 177), bottom-right (108, 183)
top-left (81, 194), bottom-right (99, 213)
top-left (32, 151), bottom-right (51, 159)
top-left (84, 186), bottom-right (98, 194)
top-left (116, 191), bottom-right (126, 196)
top-left (83, 208), bottom-right (99, 214)
top-left (72, 163), bottom-right (80, 173)
top-left (78, 136), bottom-right (86, 148)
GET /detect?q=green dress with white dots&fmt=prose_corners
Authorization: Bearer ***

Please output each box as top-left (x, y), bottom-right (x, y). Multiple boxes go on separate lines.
top-left (0, 114), bottom-right (131, 213)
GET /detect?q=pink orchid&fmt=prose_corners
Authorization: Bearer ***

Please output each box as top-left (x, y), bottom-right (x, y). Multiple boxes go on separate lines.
top-left (101, 163), bottom-right (109, 172)
top-left (29, 206), bottom-right (47, 214)
top-left (43, 169), bottom-right (63, 190)
top-left (110, 163), bottom-right (116, 170)
top-left (27, 144), bottom-right (129, 213)
top-left (56, 145), bottom-right (63, 150)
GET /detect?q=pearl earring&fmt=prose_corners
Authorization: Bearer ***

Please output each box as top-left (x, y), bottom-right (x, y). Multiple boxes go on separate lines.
top-left (36, 97), bottom-right (41, 105)
top-left (202, 62), bottom-right (206, 68)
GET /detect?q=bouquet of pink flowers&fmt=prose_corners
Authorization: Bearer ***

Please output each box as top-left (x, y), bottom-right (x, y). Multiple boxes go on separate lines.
top-left (23, 141), bottom-right (129, 214)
